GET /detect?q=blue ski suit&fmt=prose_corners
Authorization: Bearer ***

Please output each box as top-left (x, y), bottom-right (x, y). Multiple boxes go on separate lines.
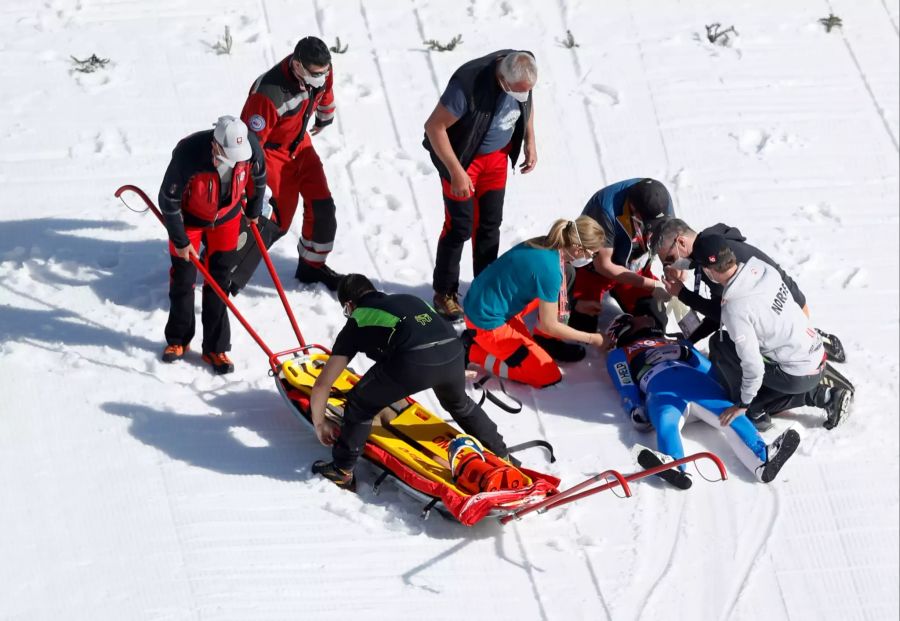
top-left (606, 335), bottom-right (768, 473)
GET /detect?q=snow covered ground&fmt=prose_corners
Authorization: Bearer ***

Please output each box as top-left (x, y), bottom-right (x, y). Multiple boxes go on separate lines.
top-left (1, 0), bottom-right (898, 619)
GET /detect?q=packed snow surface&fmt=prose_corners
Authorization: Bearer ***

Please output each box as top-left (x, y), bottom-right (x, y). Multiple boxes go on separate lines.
top-left (0, 1), bottom-right (897, 619)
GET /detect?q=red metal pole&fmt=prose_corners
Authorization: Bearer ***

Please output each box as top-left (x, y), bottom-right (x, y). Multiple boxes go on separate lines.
top-left (501, 451), bottom-right (728, 524)
top-left (114, 184), bottom-right (275, 359)
top-left (248, 221), bottom-right (306, 347)
top-left (500, 469), bottom-right (632, 525)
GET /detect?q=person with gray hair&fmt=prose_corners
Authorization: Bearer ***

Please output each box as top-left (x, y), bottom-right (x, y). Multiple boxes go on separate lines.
top-left (423, 49), bottom-right (538, 321)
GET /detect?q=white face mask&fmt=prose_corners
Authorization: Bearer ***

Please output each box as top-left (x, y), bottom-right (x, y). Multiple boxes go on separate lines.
top-left (500, 75), bottom-right (530, 103)
top-left (506, 89), bottom-right (529, 103)
top-left (215, 154), bottom-right (236, 169)
top-left (670, 258), bottom-right (692, 270)
top-left (297, 63), bottom-right (328, 88)
top-left (570, 256), bottom-right (593, 268)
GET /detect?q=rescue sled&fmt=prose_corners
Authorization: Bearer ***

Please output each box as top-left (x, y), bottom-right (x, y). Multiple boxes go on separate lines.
top-left (115, 184), bottom-right (728, 527)
top-left (272, 346), bottom-right (560, 525)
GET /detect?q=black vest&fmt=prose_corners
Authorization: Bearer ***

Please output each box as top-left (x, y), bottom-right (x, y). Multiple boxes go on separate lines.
top-left (423, 49), bottom-right (533, 180)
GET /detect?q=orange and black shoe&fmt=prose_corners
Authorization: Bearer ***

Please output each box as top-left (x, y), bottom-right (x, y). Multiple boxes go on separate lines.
top-left (202, 352), bottom-right (235, 375)
top-left (162, 344), bottom-right (189, 363)
top-left (312, 460), bottom-right (356, 492)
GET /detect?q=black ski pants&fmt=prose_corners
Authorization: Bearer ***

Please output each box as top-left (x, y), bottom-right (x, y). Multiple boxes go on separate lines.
top-left (165, 222), bottom-right (239, 354)
top-left (709, 331), bottom-right (826, 415)
top-left (332, 341), bottom-right (508, 471)
top-left (432, 148), bottom-right (508, 295)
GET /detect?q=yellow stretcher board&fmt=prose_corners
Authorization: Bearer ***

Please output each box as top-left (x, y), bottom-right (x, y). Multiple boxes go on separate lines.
top-left (279, 354), bottom-right (533, 496)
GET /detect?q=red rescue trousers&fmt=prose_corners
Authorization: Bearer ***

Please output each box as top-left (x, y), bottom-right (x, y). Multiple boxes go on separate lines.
top-left (262, 134), bottom-right (336, 267)
top-left (165, 213), bottom-right (241, 354)
top-left (465, 299), bottom-right (562, 389)
top-left (572, 263), bottom-right (657, 313)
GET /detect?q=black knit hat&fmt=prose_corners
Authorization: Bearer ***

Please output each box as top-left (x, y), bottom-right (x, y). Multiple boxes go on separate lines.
top-left (692, 234), bottom-right (734, 268)
top-left (627, 178), bottom-right (672, 220)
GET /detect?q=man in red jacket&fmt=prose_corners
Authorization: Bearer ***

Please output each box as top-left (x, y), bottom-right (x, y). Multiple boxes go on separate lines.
top-left (240, 36), bottom-right (343, 291)
top-left (158, 116), bottom-right (267, 374)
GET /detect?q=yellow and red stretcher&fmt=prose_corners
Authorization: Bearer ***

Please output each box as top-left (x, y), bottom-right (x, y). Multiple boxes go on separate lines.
top-left (273, 347), bottom-right (560, 525)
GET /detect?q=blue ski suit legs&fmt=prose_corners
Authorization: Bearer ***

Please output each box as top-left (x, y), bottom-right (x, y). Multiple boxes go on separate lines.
top-left (607, 344), bottom-right (769, 476)
top-left (644, 365), bottom-right (766, 470)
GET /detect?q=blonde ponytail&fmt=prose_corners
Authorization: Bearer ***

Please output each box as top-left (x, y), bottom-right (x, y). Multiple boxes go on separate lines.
top-left (526, 216), bottom-right (605, 251)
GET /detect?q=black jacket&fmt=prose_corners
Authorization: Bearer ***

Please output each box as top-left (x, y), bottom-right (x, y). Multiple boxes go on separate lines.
top-left (158, 130), bottom-right (267, 248)
top-left (681, 223), bottom-right (806, 341)
top-left (423, 49), bottom-right (533, 180)
top-left (332, 292), bottom-right (459, 363)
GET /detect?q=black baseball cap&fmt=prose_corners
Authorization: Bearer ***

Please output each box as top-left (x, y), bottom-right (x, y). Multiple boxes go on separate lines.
top-left (691, 234), bottom-right (733, 267)
top-left (627, 178), bottom-right (672, 220)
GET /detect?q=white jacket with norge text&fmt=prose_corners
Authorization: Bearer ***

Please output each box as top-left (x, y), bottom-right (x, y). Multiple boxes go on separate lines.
top-left (720, 256), bottom-right (824, 405)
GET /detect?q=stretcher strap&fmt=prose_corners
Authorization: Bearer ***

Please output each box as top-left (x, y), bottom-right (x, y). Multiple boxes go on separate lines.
top-left (506, 439), bottom-right (556, 464)
top-left (474, 373), bottom-right (523, 414)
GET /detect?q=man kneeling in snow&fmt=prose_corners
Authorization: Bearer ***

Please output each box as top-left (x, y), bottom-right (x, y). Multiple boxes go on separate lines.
top-left (605, 313), bottom-right (800, 488)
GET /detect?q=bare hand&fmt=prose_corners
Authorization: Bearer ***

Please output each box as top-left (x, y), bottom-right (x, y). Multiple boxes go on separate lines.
top-left (312, 409), bottom-right (339, 446)
top-left (174, 243), bottom-right (198, 261)
top-left (662, 273), bottom-right (684, 297)
top-left (520, 141), bottom-right (537, 174)
top-left (310, 124), bottom-right (327, 136)
top-left (663, 265), bottom-right (685, 281)
top-left (651, 282), bottom-right (672, 302)
top-left (719, 405), bottom-right (746, 426)
top-left (574, 299), bottom-right (603, 315)
top-left (449, 170), bottom-right (474, 199)
top-left (248, 217), bottom-right (259, 226)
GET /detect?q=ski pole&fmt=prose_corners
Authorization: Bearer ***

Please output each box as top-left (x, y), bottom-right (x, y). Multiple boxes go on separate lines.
top-left (248, 221), bottom-right (306, 347)
top-left (114, 184), bottom-right (275, 359)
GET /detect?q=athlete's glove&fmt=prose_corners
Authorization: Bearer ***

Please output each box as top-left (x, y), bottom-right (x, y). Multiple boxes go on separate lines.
top-left (644, 344), bottom-right (690, 366)
top-left (630, 406), bottom-right (653, 432)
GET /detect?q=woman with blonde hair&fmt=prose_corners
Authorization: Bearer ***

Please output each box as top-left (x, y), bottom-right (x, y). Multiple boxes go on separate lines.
top-left (463, 216), bottom-right (607, 388)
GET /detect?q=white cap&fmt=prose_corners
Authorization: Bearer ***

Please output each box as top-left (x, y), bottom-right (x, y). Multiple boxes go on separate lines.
top-left (212, 115), bottom-right (252, 163)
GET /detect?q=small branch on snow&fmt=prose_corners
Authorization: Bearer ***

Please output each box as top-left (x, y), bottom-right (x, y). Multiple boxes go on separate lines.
top-left (424, 34), bottom-right (462, 52)
top-left (329, 37), bottom-right (349, 54)
top-left (557, 30), bottom-right (579, 49)
top-left (705, 23), bottom-right (738, 46)
top-left (70, 54), bottom-right (110, 73)
top-left (819, 14), bottom-right (843, 33)
top-left (211, 26), bottom-right (233, 55)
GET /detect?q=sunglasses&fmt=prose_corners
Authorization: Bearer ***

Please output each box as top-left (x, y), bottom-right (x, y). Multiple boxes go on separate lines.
top-left (659, 236), bottom-right (679, 264)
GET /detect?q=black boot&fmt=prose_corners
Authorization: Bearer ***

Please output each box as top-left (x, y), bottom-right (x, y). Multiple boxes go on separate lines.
top-left (823, 387), bottom-right (852, 430)
top-left (756, 429), bottom-right (800, 483)
top-left (312, 460), bottom-right (356, 491)
top-left (533, 334), bottom-right (586, 363)
top-left (566, 310), bottom-right (599, 333)
top-left (295, 260), bottom-right (343, 291)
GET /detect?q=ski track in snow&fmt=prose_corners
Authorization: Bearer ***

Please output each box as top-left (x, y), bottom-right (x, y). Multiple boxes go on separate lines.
top-left (827, 0), bottom-right (900, 153)
top-left (554, 0), bottom-right (608, 187)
